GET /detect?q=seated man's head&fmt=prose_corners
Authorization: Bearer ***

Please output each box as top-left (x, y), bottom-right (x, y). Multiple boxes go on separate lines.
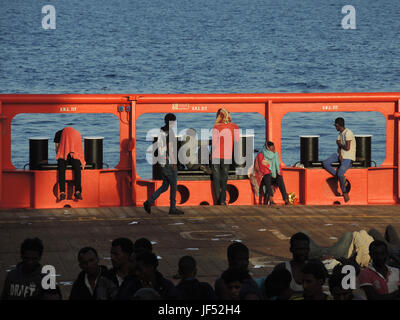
top-left (111, 237), bottom-right (134, 271)
top-left (301, 259), bottom-right (328, 299)
top-left (78, 247), bottom-right (100, 277)
top-left (20, 238), bottom-right (44, 273)
top-left (264, 268), bottom-right (292, 299)
top-left (239, 280), bottom-right (262, 300)
top-left (178, 255), bottom-right (197, 280)
top-left (369, 240), bottom-right (388, 268)
top-left (133, 288), bottom-right (161, 300)
top-left (133, 237), bottom-right (153, 256)
top-left (221, 267), bottom-right (252, 300)
top-left (290, 232), bottom-right (310, 263)
top-left (227, 242), bottom-right (249, 271)
top-left (135, 251), bottom-right (159, 282)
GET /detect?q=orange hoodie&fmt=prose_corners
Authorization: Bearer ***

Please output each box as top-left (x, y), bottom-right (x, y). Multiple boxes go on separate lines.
top-left (56, 127), bottom-right (86, 169)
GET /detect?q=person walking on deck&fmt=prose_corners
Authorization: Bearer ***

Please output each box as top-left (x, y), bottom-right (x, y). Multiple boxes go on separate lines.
top-left (143, 113), bottom-right (183, 215)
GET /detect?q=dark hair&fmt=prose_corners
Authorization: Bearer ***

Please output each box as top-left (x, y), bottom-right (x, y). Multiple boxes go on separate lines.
top-left (335, 117), bottom-right (345, 127)
top-left (112, 237), bottom-right (134, 256)
top-left (264, 268), bottom-right (292, 298)
top-left (77, 247), bottom-right (98, 260)
top-left (178, 255), bottom-right (196, 275)
top-left (290, 232), bottom-right (310, 247)
top-left (328, 266), bottom-right (347, 293)
top-left (239, 280), bottom-right (262, 300)
top-left (161, 113), bottom-right (176, 132)
top-left (136, 251), bottom-right (159, 268)
top-left (134, 237), bottom-right (153, 254)
top-left (20, 238), bottom-right (44, 257)
top-left (227, 242), bottom-right (249, 261)
top-left (266, 141), bottom-right (274, 148)
top-left (301, 259), bottom-right (328, 282)
top-left (369, 240), bottom-right (388, 253)
top-left (222, 267), bottom-right (251, 284)
top-left (216, 108), bottom-right (222, 118)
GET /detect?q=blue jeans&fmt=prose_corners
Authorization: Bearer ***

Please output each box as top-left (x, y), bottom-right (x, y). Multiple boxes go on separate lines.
top-left (149, 164), bottom-right (177, 209)
top-left (322, 153), bottom-right (352, 194)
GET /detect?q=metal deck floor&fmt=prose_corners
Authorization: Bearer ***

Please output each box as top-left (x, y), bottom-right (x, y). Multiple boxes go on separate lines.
top-left (1, 204), bottom-right (400, 299)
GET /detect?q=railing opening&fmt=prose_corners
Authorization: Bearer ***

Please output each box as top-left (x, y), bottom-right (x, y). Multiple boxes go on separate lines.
top-left (136, 112), bottom-right (266, 179)
top-left (281, 111), bottom-right (386, 167)
top-left (11, 113), bottom-right (120, 169)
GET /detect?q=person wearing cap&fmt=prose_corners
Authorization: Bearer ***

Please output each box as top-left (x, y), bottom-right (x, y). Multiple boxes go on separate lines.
top-left (322, 117), bottom-right (356, 203)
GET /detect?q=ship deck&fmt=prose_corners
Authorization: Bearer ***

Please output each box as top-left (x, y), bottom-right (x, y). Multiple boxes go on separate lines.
top-left (1, 204), bottom-right (400, 299)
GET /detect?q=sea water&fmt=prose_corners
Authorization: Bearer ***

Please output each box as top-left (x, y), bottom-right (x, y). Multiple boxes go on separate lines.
top-left (1, 0), bottom-right (399, 178)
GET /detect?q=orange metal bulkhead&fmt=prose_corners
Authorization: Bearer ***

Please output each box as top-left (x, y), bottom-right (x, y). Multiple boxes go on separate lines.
top-left (0, 93), bottom-right (400, 209)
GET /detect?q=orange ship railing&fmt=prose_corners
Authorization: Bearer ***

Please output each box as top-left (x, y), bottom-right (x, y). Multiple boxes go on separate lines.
top-left (1, 93), bottom-right (399, 209)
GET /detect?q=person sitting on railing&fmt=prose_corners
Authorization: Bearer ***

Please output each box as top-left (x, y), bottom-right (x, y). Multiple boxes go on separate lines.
top-left (54, 127), bottom-right (85, 201)
top-left (253, 141), bottom-right (290, 205)
top-left (322, 117), bottom-right (356, 203)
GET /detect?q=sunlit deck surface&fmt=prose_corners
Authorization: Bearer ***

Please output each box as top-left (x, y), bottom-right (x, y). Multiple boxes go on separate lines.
top-left (1, 204), bottom-right (400, 299)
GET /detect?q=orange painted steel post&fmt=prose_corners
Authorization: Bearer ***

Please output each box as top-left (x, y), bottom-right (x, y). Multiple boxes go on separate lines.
top-left (266, 100), bottom-right (271, 142)
top-left (397, 101), bottom-right (400, 203)
top-left (0, 100), bottom-right (2, 203)
top-left (130, 98), bottom-right (137, 206)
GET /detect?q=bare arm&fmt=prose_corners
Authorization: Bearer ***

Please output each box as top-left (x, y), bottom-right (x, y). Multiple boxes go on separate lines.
top-left (336, 140), bottom-right (351, 151)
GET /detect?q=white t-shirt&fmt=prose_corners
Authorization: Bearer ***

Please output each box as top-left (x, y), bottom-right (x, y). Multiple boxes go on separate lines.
top-left (337, 128), bottom-right (356, 161)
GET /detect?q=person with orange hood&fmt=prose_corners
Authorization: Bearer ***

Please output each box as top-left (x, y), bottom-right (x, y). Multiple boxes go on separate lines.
top-left (54, 127), bottom-right (86, 201)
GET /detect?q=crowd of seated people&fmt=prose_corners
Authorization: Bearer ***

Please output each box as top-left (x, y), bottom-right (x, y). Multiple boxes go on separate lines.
top-left (2, 225), bottom-right (400, 300)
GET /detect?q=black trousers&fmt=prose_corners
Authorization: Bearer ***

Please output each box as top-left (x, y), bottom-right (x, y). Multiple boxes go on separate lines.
top-left (262, 174), bottom-right (288, 202)
top-left (58, 154), bottom-right (82, 193)
top-left (211, 159), bottom-right (230, 204)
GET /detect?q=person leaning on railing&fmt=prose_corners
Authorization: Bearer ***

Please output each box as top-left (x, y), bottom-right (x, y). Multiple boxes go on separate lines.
top-left (54, 127), bottom-right (85, 201)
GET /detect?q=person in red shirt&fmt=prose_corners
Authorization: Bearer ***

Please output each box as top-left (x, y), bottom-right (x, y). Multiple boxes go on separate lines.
top-left (359, 240), bottom-right (400, 300)
top-left (211, 108), bottom-right (240, 205)
top-left (255, 141), bottom-right (289, 205)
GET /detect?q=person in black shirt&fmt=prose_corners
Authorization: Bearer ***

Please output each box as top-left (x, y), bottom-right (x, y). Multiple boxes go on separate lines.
top-left (175, 255), bottom-right (216, 300)
top-left (143, 113), bottom-right (183, 215)
top-left (1, 238), bottom-right (45, 300)
top-left (135, 251), bottom-right (179, 299)
top-left (69, 247), bottom-right (117, 300)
